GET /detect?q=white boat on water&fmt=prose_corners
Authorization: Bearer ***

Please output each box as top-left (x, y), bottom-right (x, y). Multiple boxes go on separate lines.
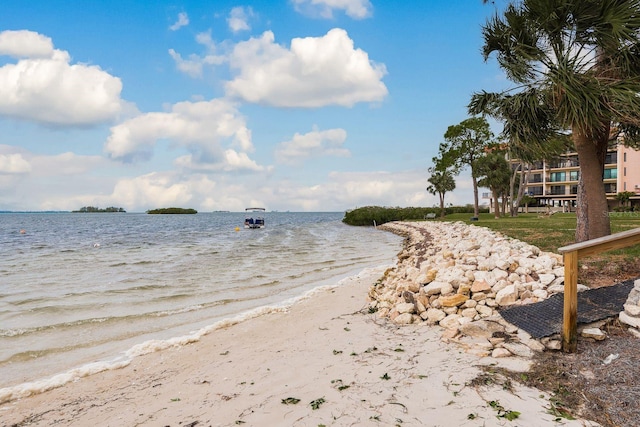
top-left (244, 207), bottom-right (265, 229)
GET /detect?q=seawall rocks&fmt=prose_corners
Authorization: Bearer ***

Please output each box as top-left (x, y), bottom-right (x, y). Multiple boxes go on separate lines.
top-left (369, 221), bottom-right (566, 357)
top-left (620, 279), bottom-right (640, 337)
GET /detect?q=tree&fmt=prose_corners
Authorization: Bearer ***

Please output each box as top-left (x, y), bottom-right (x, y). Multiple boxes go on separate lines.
top-left (437, 117), bottom-right (495, 218)
top-left (470, 0), bottom-right (640, 241)
top-left (427, 166), bottom-right (456, 218)
top-left (616, 191), bottom-right (636, 210)
top-left (475, 151), bottom-right (511, 218)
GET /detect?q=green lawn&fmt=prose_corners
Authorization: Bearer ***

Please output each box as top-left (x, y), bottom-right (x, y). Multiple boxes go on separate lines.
top-left (438, 212), bottom-right (640, 257)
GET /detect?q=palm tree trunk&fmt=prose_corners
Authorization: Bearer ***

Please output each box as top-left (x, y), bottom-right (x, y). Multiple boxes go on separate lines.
top-left (472, 176), bottom-right (479, 217)
top-left (439, 192), bottom-right (445, 218)
top-left (573, 128), bottom-right (611, 241)
top-left (492, 189), bottom-right (500, 219)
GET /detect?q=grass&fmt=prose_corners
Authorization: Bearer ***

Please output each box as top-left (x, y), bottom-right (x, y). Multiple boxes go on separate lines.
top-left (441, 212), bottom-right (640, 252)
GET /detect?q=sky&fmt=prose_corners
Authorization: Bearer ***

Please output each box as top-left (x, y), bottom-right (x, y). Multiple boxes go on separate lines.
top-left (0, 0), bottom-right (509, 212)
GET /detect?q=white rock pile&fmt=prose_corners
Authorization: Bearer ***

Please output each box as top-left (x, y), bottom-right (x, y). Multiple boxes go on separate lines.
top-left (369, 221), bottom-right (577, 357)
top-left (620, 279), bottom-right (640, 338)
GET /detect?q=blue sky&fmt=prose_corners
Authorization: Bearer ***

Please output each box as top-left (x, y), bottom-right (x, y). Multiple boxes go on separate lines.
top-left (0, 0), bottom-right (507, 212)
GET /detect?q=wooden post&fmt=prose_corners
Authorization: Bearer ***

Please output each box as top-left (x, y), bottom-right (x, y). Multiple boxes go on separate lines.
top-left (562, 250), bottom-right (578, 353)
top-left (557, 227), bottom-right (640, 354)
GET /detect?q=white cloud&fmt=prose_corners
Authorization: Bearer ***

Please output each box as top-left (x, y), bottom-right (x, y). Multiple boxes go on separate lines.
top-left (291, 0), bottom-right (372, 19)
top-left (169, 12), bottom-right (189, 31)
top-left (110, 172), bottom-right (195, 209)
top-left (168, 31), bottom-right (226, 78)
top-left (0, 153), bottom-right (31, 174)
top-left (104, 98), bottom-right (264, 173)
top-left (276, 126), bottom-right (349, 164)
top-left (225, 28), bottom-right (387, 107)
top-left (0, 30), bottom-right (54, 58)
top-left (227, 7), bottom-right (253, 33)
top-left (168, 49), bottom-right (205, 78)
top-left (0, 30), bottom-right (126, 126)
top-left (30, 152), bottom-right (106, 176)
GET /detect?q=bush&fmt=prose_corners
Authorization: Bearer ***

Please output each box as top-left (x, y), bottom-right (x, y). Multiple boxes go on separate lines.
top-left (341, 205), bottom-right (483, 226)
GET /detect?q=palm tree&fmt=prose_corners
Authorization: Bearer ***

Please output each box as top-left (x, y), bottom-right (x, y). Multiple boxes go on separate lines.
top-left (475, 151), bottom-right (511, 218)
top-left (427, 167), bottom-right (456, 218)
top-left (470, 0), bottom-right (640, 241)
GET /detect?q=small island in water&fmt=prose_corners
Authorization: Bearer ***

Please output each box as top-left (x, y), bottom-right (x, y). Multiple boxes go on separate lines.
top-left (146, 207), bottom-right (198, 214)
top-left (73, 206), bottom-right (126, 213)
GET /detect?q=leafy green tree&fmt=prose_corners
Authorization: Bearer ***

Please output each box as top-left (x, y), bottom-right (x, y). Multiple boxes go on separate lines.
top-left (436, 117), bottom-right (495, 218)
top-left (475, 151), bottom-right (511, 218)
top-left (427, 166), bottom-right (456, 218)
top-left (616, 191), bottom-right (636, 209)
top-left (470, 0), bottom-right (640, 241)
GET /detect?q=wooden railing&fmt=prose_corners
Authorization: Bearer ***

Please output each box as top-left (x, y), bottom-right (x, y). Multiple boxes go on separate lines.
top-left (557, 227), bottom-right (640, 352)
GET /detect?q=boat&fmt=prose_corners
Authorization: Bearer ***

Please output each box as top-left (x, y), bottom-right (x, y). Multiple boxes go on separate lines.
top-left (244, 207), bottom-right (266, 229)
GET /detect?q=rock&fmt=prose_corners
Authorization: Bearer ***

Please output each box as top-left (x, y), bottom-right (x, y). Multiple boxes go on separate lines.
top-left (394, 313), bottom-right (414, 324)
top-left (424, 281), bottom-right (453, 296)
top-left (460, 307), bottom-right (478, 318)
top-left (492, 348), bottom-right (512, 358)
top-left (476, 305), bottom-right (494, 317)
top-left (440, 294), bottom-right (468, 307)
top-left (396, 302), bottom-right (415, 314)
top-left (538, 273), bottom-right (556, 286)
top-left (542, 339), bottom-right (562, 351)
top-left (581, 327), bottom-right (606, 341)
top-left (471, 279), bottom-right (491, 293)
top-left (425, 308), bottom-right (446, 324)
top-left (624, 303), bottom-right (640, 317)
top-left (620, 311), bottom-right (640, 328)
top-left (459, 319), bottom-right (505, 339)
top-left (501, 342), bottom-right (534, 358)
top-left (439, 314), bottom-right (462, 329)
top-left (495, 285), bottom-right (518, 306)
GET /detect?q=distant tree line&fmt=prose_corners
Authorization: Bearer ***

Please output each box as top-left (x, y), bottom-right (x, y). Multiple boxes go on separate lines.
top-left (73, 206), bottom-right (126, 213)
top-left (342, 205), bottom-right (484, 226)
top-left (146, 207), bottom-right (198, 214)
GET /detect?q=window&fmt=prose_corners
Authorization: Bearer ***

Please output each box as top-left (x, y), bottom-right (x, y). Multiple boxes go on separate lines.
top-left (605, 152), bottom-right (617, 164)
top-left (603, 168), bottom-right (617, 179)
top-left (624, 152), bottom-right (627, 162)
top-left (570, 185), bottom-right (578, 194)
top-left (528, 186), bottom-right (543, 196)
top-left (604, 183), bottom-right (617, 193)
top-left (550, 172), bottom-right (566, 182)
top-left (550, 185), bottom-right (565, 195)
top-left (569, 170), bottom-right (579, 181)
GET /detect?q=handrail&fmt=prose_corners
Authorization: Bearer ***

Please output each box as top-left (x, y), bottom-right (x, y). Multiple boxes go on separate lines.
top-left (557, 227), bottom-right (640, 352)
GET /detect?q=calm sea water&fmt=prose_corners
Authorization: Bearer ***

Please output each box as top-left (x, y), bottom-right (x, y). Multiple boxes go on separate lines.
top-left (0, 212), bottom-right (401, 398)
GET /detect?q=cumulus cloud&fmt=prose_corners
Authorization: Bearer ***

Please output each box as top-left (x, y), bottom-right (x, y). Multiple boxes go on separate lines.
top-left (227, 6), bottom-right (253, 33)
top-left (225, 28), bottom-right (387, 107)
top-left (169, 12), bottom-right (189, 31)
top-left (104, 98), bottom-right (265, 173)
top-left (291, 0), bottom-right (372, 19)
top-left (0, 30), bottom-right (126, 126)
top-left (0, 30), bottom-right (54, 58)
top-left (276, 127), bottom-right (349, 164)
top-left (110, 172), bottom-right (196, 209)
top-left (0, 153), bottom-right (31, 174)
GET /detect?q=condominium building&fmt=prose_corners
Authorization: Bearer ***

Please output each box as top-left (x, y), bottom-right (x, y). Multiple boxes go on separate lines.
top-left (518, 144), bottom-right (640, 211)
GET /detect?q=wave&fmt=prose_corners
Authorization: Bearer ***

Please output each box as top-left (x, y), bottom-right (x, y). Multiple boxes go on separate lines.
top-left (0, 264), bottom-right (392, 405)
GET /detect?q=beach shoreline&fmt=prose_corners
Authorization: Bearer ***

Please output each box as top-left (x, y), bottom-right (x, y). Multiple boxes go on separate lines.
top-left (2, 273), bottom-right (592, 426)
top-left (2, 223), bottom-right (595, 427)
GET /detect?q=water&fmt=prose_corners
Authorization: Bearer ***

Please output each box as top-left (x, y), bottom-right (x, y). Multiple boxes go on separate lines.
top-left (0, 212), bottom-right (401, 398)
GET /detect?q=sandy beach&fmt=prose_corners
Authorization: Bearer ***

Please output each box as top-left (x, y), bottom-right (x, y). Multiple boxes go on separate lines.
top-left (2, 259), bottom-right (597, 427)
